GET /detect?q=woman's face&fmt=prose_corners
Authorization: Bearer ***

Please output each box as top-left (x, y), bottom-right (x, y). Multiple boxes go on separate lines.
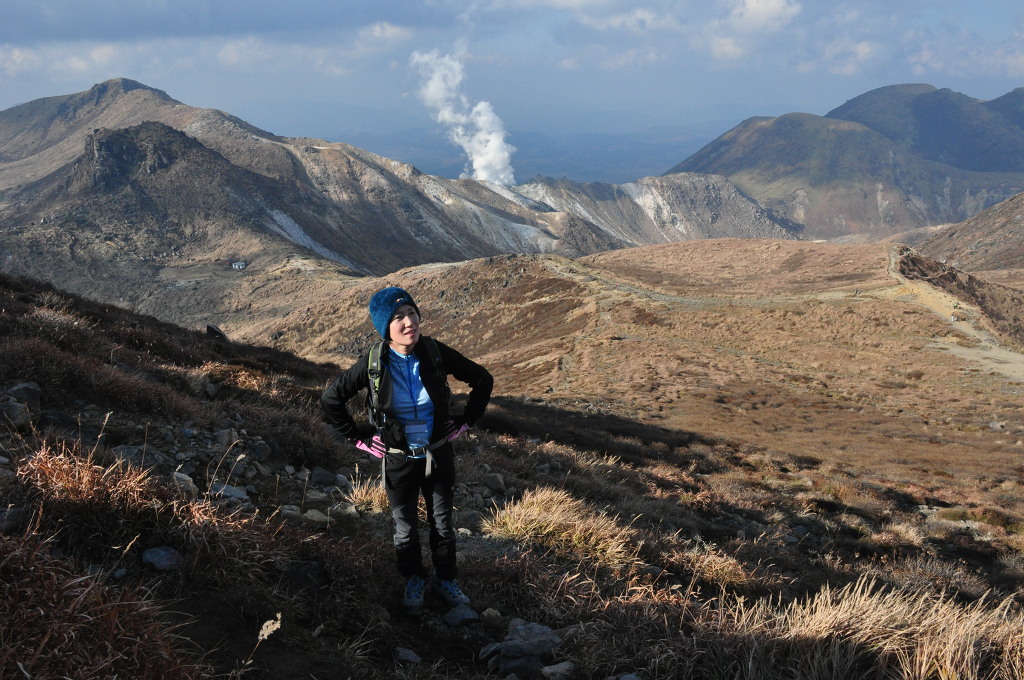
top-left (388, 304), bottom-right (420, 354)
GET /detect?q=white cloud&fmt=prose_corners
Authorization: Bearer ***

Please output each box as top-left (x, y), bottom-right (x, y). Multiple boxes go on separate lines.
top-left (356, 21), bottom-right (411, 46)
top-left (217, 37), bottom-right (266, 67)
top-left (903, 28), bottom-right (1024, 80)
top-left (0, 46), bottom-right (43, 76)
top-left (580, 8), bottom-right (683, 33)
top-left (727, 0), bottom-right (801, 34)
top-left (806, 37), bottom-right (880, 76)
top-left (702, 0), bottom-right (801, 60)
top-left (709, 35), bottom-right (744, 60)
top-left (359, 22), bottom-right (412, 42)
top-left (601, 46), bottom-right (662, 69)
top-left (484, 0), bottom-right (611, 9)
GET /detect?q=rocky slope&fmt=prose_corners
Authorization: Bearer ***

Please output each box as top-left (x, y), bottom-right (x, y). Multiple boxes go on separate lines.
top-left (0, 78), bottom-right (800, 339)
top-left (515, 174), bottom-right (800, 242)
top-left (0, 79), bottom-right (796, 274)
top-left (918, 189), bottom-right (1024, 271)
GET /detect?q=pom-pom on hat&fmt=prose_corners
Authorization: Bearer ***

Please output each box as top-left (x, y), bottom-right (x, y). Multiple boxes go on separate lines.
top-left (369, 287), bottom-right (419, 339)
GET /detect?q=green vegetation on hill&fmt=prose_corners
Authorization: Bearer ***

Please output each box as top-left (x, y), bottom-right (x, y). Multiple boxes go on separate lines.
top-left (668, 84), bottom-right (1024, 239)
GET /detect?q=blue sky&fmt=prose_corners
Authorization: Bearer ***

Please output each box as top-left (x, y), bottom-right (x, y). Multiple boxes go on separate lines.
top-left (2, 1), bottom-right (1023, 182)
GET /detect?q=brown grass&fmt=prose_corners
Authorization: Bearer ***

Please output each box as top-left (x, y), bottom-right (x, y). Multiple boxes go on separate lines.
top-left (482, 486), bottom-right (641, 567)
top-left (0, 532), bottom-right (215, 679)
top-left (6, 244), bottom-right (1024, 678)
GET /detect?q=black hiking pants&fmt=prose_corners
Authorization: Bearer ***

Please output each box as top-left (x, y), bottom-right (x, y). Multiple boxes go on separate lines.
top-left (384, 444), bottom-right (457, 581)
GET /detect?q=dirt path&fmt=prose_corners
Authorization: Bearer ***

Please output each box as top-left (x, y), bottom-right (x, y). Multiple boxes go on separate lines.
top-left (883, 244), bottom-right (1024, 383)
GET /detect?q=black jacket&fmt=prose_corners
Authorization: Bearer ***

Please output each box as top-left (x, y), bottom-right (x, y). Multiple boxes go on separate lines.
top-left (321, 336), bottom-right (493, 451)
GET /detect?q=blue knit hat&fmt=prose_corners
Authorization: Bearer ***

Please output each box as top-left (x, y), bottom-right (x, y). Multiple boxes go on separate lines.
top-left (368, 286), bottom-right (419, 339)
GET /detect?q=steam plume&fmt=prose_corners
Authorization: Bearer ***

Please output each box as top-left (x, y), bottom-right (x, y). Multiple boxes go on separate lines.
top-left (411, 48), bottom-right (516, 186)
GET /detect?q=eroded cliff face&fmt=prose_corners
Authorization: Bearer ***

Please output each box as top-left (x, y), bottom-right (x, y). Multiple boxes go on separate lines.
top-left (514, 173), bottom-right (800, 246)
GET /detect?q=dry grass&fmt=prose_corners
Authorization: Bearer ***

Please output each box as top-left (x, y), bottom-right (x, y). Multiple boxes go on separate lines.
top-left (344, 465), bottom-right (390, 514)
top-left (17, 440), bottom-right (292, 588)
top-left (481, 486), bottom-right (642, 567)
top-left (0, 532), bottom-right (215, 679)
top-left (6, 246), bottom-right (1024, 678)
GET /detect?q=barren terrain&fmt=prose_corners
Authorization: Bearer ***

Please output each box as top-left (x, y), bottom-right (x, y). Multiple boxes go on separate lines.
top-left (264, 239), bottom-right (1024, 490)
top-left (6, 238), bottom-right (1024, 679)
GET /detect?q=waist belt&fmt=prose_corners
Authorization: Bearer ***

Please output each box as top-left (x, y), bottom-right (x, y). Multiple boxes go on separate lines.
top-left (384, 438), bottom-right (448, 477)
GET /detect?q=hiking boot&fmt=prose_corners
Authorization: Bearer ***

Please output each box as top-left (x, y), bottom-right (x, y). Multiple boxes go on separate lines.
top-left (403, 575), bottom-right (426, 613)
top-left (434, 577), bottom-right (470, 607)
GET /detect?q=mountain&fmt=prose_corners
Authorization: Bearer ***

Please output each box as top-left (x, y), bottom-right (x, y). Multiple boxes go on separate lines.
top-left (918, 189), bottom-right (1024, 271)
top-left (667, 84), bottom-right (1024, 240)
top-left (0, 79), bottom-right (798, 334)
top-left (826, 84), bottom-right (1024, 173)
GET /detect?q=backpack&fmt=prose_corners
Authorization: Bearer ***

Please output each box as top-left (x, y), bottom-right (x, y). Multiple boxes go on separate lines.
top-left (366, 336), bottom-right (450, 431)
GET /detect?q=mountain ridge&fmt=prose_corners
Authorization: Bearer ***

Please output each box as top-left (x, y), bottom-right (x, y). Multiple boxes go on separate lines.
top-left (0, 79), bottom-right (800, 335)
top-left (668, 83), bottom-right (1024, 239)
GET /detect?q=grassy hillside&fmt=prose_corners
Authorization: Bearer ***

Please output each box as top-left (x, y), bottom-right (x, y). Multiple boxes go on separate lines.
top-left (4, 239), bottom-right (1024, 678)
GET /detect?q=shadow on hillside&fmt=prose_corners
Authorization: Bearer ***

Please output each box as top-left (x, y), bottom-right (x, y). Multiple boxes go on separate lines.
top-left (480, 395), bottom-right (724, 464)
top-left (475, 395), bottom-right (900, 599)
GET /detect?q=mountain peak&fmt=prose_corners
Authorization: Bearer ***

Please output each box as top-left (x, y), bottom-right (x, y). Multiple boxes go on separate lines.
top-left (68, 78), bottom-right (178, 111)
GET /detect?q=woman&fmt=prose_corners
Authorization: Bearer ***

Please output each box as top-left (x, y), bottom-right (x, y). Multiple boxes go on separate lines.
top-left (321, 286), bottom-right (493, 613)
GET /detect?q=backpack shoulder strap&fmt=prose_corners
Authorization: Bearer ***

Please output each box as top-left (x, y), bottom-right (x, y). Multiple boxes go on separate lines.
top-left (366, 340), bottom-right (386, 427)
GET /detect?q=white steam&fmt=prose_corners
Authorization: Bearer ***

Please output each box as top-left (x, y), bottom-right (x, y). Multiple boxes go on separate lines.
top-left (411, 48), bottom-right (516, 186)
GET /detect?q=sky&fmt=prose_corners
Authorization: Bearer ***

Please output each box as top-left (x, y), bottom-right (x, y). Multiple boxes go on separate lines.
top-left (2, 0), bottom-right (1023, 184)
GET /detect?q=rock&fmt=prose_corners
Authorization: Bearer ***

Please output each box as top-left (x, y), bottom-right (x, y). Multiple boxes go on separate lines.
top-left (443, 604), bottom-right (480, 627)
top-left (0, 506), bottom-right (26, 534)
top-left (542, 661), bottom-right (575, 680)
top-left (310, 466), bottom-right (336, 486)
top-left (5, 381), bottom-right (41, 410)
top-left (394, 647), bottom-right (422, 663)
top-left (303, 488), bottom-right (330, 505)
top-left (499, 656), bottom-right (544, 679)
top-left (0, 468), bottom-right (15, 492)
top-left (328, 503), bottom-right (360, 519)
top-left (0, 397), bottom-right (31, 431)
top-left (249, 439), bottom-right (272, 462)
top-left (483, 620), bottom-right (565, 679)
top-left (215, 428), bottom-right (239, 447)
top-left (301, 509), bottom-right (333, 528)
top-left (209, 482), bottom-right (248, 501)
top-left (172, 472), bottom-right (199, 496)
top-left (481, 608), bottom-right (504, 628)
top-left (503, 622), bottom-right (562, 658)
top-left (142, 546), bottom-right (184, 571)
top-left (109, 445), bottom-right (175, 475)
top-left (280, 505), bottom-right (303, 521)
top-left (482, 472), bottom-right (506, 494)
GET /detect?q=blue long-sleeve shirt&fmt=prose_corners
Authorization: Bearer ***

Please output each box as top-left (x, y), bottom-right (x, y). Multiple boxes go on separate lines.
top-left (387, 348), bottom-right (434, 450)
